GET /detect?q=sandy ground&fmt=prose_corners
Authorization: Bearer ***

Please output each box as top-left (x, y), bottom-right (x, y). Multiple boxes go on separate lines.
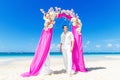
top-left (0, 55), bottom-right (120, 80)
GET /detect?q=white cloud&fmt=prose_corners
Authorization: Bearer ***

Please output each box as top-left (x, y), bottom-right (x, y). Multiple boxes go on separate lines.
top-left (104, 39), bottom-right (120, 42)
top-left (107, 43), bottom-right (112, 47)
top-left (50, 43), bottom-right (60, 52)
top-left (95, 45), bottom-right (101, 48)
top-left (86, 41), bottom-right (90, 45)
top-left (115, 44), bottom-right (120, 48)
top-left (83, 41), bottom-right (91, 48)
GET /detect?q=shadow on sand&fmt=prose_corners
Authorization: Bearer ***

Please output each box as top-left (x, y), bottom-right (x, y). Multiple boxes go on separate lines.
top-left (87, 67), bottom-right (106, 72)
top-left (53, 67), bottom-right (106, 74)
top-left (53, 69), bottom-right (66, 74)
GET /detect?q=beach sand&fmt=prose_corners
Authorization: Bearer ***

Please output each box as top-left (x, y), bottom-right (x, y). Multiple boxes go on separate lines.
top-left (0, 56), bottom-right (120, 80)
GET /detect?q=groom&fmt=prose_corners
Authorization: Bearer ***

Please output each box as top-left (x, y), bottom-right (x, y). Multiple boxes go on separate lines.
top-left (60, 25), bottom-right (74, 74)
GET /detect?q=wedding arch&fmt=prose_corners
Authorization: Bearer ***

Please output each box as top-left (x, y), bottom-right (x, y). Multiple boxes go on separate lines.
top-left (21, 7), bottom-right (87, 77)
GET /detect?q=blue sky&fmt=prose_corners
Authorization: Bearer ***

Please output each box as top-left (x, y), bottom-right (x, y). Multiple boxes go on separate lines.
top-left (0, 0), bottom-right (120, 52)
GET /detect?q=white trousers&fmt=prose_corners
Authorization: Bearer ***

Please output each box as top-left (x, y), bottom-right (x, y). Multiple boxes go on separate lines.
top-left (62, 46), bottom-right (72, 73)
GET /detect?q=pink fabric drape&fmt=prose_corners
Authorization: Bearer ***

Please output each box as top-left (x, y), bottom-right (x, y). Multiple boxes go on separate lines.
top-left (72, 26), bottom-right (87, 72)
top-left (21, 28), bottom-right (53, 77)
top-left (57, 13), bottom-right (72, 20)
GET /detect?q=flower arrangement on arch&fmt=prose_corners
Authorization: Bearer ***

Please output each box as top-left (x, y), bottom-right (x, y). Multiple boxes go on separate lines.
top-left (40, 7), bottom-right (82, 34)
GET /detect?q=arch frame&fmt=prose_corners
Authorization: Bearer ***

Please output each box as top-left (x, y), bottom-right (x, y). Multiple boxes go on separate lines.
top-left (21, 7), bottom-right (87, 77)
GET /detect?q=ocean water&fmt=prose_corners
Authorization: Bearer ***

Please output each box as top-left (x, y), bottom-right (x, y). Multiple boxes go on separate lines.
top-left (0, 52), bottom-right (120, 58)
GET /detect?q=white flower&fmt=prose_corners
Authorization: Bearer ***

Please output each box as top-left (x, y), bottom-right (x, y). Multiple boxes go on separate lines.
top-left (75, 13), bottom-right (79, 18)
top-left (43, 15), bottom-right (50, 22)
top-left (49, 11), bottom-right (56, 20)
top-left (71, 17), bottom-right (77, 26)
top-left (71, 9), bottom-right (74, 12)
top-left (55, 7), bottom-right (61, 13)
top-left (40, 9), bottom-right (45, 14)
top-left (76, 27), bottom-right (82, 33)
top-left (48, 7), bottom-right (54, 13)
top-left (71, 17), bottom-right (77, 22)
top-left (69, 11), bottom-right (75, 17)
top-left (48, 24), bottom-right (53, 28)
top-left (61, 9), bottom-right (66, 13)
top-left (71, 17), bottom-right (82, 27)
top-left (66, 10), bottom-right (70, 15)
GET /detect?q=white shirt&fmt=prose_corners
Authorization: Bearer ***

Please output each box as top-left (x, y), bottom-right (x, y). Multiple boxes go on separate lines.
top-left (61, 31), bottom-right (74, 47)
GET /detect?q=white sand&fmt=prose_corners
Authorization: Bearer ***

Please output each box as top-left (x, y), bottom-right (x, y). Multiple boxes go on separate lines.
top-left (0, 56), bottom-right (120, 80)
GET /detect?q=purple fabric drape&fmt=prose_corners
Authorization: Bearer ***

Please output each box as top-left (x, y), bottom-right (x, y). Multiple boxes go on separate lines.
top-left (21, 28), bottom-right (53, 77)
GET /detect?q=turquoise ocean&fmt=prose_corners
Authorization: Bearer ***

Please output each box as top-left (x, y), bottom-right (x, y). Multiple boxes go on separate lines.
top-left (0, 52), bottom-right (120, 58)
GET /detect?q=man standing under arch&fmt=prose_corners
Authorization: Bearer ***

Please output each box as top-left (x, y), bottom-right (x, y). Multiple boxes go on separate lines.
top-left (60, 25), bottom-right (74, 75)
